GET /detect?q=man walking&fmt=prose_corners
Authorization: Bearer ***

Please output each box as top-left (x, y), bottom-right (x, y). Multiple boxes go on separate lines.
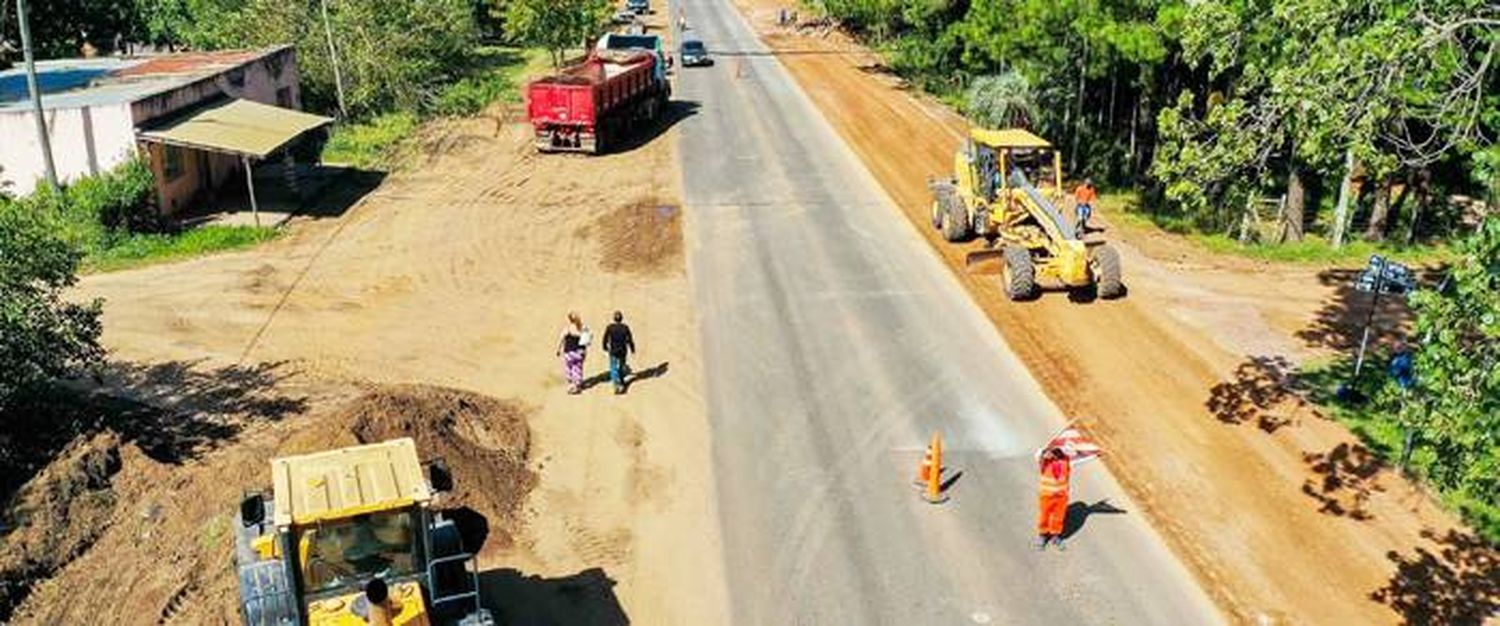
top-left (603, 311), bottom-right (636, 395)
top-left (1073, 178), bottom-right (1097, 239)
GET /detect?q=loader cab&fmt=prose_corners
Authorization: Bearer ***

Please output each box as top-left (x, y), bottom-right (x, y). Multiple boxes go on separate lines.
top-left (235, 439), bottom-right (489, 626)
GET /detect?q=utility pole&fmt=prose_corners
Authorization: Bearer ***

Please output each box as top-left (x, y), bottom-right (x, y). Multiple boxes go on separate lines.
top-left (318, 0), bottom-right (348, 118)
top-left (16, 0), bottom-right (59, 191)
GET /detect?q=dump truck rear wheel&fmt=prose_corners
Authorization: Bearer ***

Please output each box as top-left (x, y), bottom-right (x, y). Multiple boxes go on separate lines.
top-left (1092, 244), bottom-right (1124, 299)
top-left (940, 196), bottom-right (968, 242)
top-left (1001, 246), bottom-right (1036, 301)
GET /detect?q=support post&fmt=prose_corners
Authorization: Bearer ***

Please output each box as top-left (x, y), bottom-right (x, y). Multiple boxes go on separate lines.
top-left (1331, 148), bottom-right (1356, 248)
top-left (319, 0), bottom-right (348, 118)
top-left (16, 0), bottom-right (58, 191)
top-left (243, 156), bottom-right (260, 227)
top-left (1352, 260), bottom-right (1386, 379)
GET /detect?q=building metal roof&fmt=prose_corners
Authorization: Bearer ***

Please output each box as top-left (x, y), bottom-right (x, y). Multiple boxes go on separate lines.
top-left (138, 98), bottom-right (332, 159)
top-left (270, 438), bottom-right (432, 527)
top-left (0, 47), bottom-right (287, 113)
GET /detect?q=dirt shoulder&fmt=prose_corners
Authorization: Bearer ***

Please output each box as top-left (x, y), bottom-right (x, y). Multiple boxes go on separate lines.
top-left (7, 49), bottom-right (727, 624)
top-left (728, 2), bottom-right (1495, 624)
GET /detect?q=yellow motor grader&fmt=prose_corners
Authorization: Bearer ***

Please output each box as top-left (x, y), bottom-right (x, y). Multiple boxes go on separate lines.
top-left (928, 128), bottom-right (1123, 300)
top-left (233, 438), bottom-right (492, 625)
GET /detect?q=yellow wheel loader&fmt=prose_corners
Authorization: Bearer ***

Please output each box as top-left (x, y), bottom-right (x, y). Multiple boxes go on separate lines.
top-left (233, 438), bottom-right (493, 626)
top-left (927, 128), bottom-right (1122, 300)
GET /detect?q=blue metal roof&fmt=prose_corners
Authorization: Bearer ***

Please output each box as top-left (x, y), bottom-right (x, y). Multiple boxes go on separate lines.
top-left (0, 57), bottom-right (190, 112)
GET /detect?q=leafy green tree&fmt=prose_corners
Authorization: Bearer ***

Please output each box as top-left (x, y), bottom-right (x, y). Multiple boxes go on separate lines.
top-left (0, 0), bottom-right (142, 56)
top-left (501, 0), bottom-right (608, 69)
top-left (0, 201), bottom-right (104, 412)
top-left (964, 71), bottom-right (1037, 129)
top-left (1153, 0), bottom-right (1497, 242)
top-left (1383, 217), bottom-right (1500, 528)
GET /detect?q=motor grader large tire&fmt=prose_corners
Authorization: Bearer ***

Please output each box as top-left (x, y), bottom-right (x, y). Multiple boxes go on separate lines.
top-left (937, 194), bottom-right (969, 242)
top-left (1001, 246), bottom-right (1036, 301)
top-left (1091, 244), bottom-right (1124, 299)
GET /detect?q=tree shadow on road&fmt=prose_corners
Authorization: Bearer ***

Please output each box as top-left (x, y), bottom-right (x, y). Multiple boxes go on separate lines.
top-left (1295, 266), bottom-right (1440, 352)
top-left (0, 358), bottom-right (307, 519)
top-left (1204, 355), bottom-right (1303, 433)
top-left (91, 358), bottom-right (306, 464)
top-left (1061, 499), bottom-right (1127, 540)
top-left (1300, 442), bottom-right (1384, 521)
top-left (1370, 528), bottom-right (1499, 625)
top-left (480, 567), bottom-right (630, 626)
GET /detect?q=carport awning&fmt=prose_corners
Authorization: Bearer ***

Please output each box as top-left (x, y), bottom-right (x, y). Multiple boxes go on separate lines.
top-left (137, 98), bottom-right (332, 159)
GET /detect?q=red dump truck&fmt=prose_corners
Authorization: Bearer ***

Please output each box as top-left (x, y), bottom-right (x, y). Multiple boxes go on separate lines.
top-left (526, 50), bottom-right (670, 154)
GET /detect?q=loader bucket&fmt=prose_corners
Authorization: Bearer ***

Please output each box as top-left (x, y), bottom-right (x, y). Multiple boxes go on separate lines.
top-left (964, 248), bottom-right (1006, 274)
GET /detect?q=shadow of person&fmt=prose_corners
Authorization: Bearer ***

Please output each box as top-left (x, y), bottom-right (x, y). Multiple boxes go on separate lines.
top-left (1060, 499), bottom-right (1128, 540)
top-left (579, 370), bottom-right (612, 392)
top-left (479, 567), bottom-right (630, 625)
top-left (623, 362), bottom-right (670, 392)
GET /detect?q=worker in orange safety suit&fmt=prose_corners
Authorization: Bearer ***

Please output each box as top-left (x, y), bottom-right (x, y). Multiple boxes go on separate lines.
top-left (1037, 446), bottom-right (1072, 550)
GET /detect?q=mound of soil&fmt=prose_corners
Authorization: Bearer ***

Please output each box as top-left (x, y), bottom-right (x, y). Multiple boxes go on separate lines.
top-left (0, 432), bottom-right (122, 617)
top-left (588, 200), bottom-right (684, 276)
top-left (0, 383), bottom-right (537, 625)
top-left (341, 385), bottom-right (538, 552)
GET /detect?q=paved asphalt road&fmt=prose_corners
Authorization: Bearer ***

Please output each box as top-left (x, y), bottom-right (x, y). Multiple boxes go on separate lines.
top-left (672, 1), bottom-right (1224, 623)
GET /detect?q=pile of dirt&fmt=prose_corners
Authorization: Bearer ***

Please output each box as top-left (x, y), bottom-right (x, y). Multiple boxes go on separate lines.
top-left (0, 432), bottom-right (122, 617)
top-left (0, 383), bottom-right (537, 625)
top-left (586, 199), bottom-right (685, 276)
top-left (340, 384), bottom-right (538, 553)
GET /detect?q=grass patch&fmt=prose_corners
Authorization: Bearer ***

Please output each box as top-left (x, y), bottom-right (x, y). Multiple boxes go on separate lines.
top-left (3, 159), bottom-right (281, 273)
top-left (82, 225), bottom-right (280, 273)
top-left (1187, 233), bottom-right (1452, 265)
top-left (431, 46), bottom-right (548, 116)
top-left (321, 111), bottom-right (421, 170)
top-left (1298, 358), bottom-right (1500, 545)
top-left (321, 46), bottom-right (546, 170)
top-left (1100, 191), bottom-right (1453, 266)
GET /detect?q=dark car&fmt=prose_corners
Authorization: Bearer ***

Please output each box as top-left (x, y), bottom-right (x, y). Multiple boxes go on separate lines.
top-left (626, 0), bottom-right (650, 14)
top-left (680, 40), bottom-right (712, 67)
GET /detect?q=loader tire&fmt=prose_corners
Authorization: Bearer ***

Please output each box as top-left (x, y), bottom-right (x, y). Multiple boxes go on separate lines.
top-left (939, 195), bottom-right (969, 242)
top-left (1092, 244), bottom-right (1124, 299)
top-left (1001, 246), bottom-right (1036, 301)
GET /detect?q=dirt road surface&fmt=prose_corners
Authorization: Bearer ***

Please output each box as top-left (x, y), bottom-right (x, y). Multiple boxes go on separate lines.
top-left (674, 0), bottom-right (1219, 623)
top-left (41, 89), bottom-right (730, 622)
top-left (728, 2), bottom-right (1497, 624)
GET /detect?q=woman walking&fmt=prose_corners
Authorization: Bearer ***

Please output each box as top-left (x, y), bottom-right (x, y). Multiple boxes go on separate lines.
top-left (556, 312), bottom-right (589, 394)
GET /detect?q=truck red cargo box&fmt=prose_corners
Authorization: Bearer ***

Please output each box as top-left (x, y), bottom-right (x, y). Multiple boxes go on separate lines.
top-left (525, 50), bottom-right (668, 154)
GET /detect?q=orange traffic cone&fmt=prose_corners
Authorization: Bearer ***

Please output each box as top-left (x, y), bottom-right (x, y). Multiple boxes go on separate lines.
top-left (914, 432), bottom-right (939, 485)
top-left (923, 432), bottom-right (947, 504)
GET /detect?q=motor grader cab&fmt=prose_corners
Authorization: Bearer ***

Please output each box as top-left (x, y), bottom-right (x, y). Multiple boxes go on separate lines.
top-left (928, 128), bottom-right (1123, 300)
top-left (234, 438), bottom-right (492, 626)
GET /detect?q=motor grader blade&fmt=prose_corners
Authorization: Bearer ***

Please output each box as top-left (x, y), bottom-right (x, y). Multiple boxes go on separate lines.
top-left (964, 247), bottom-right (1006, 274)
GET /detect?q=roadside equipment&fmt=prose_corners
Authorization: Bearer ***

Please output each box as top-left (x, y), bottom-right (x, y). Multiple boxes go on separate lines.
top-left (526, 48), bottom-right (669, 154)
top-left (233, 438), bottom-right (492, 626)
top-left (927, 128), bottom-right (1123, 300)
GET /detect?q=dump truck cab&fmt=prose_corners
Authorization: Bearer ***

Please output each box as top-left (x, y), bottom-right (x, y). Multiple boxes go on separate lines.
top-left (235, 438), bottom-right (491, 626)
top-left (929, 128), bottom-right (1122, 300)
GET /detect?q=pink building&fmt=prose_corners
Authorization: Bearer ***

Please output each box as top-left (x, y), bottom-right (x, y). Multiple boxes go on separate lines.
top-left (0, 46), bottom-right (327, 215)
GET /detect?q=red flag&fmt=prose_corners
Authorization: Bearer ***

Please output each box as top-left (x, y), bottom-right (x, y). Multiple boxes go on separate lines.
top-left (1038, 423), bottom-right (1103, 463)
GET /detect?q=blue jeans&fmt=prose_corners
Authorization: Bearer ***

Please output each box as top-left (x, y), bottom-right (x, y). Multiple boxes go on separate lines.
top-left (609, 354), bottom-right (629, 390)
top-left (1075, 203), bottom-right (1093, 237)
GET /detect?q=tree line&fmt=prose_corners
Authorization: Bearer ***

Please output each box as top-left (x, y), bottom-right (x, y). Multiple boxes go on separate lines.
top-left (818, 0), bottom-right (1498, 247)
